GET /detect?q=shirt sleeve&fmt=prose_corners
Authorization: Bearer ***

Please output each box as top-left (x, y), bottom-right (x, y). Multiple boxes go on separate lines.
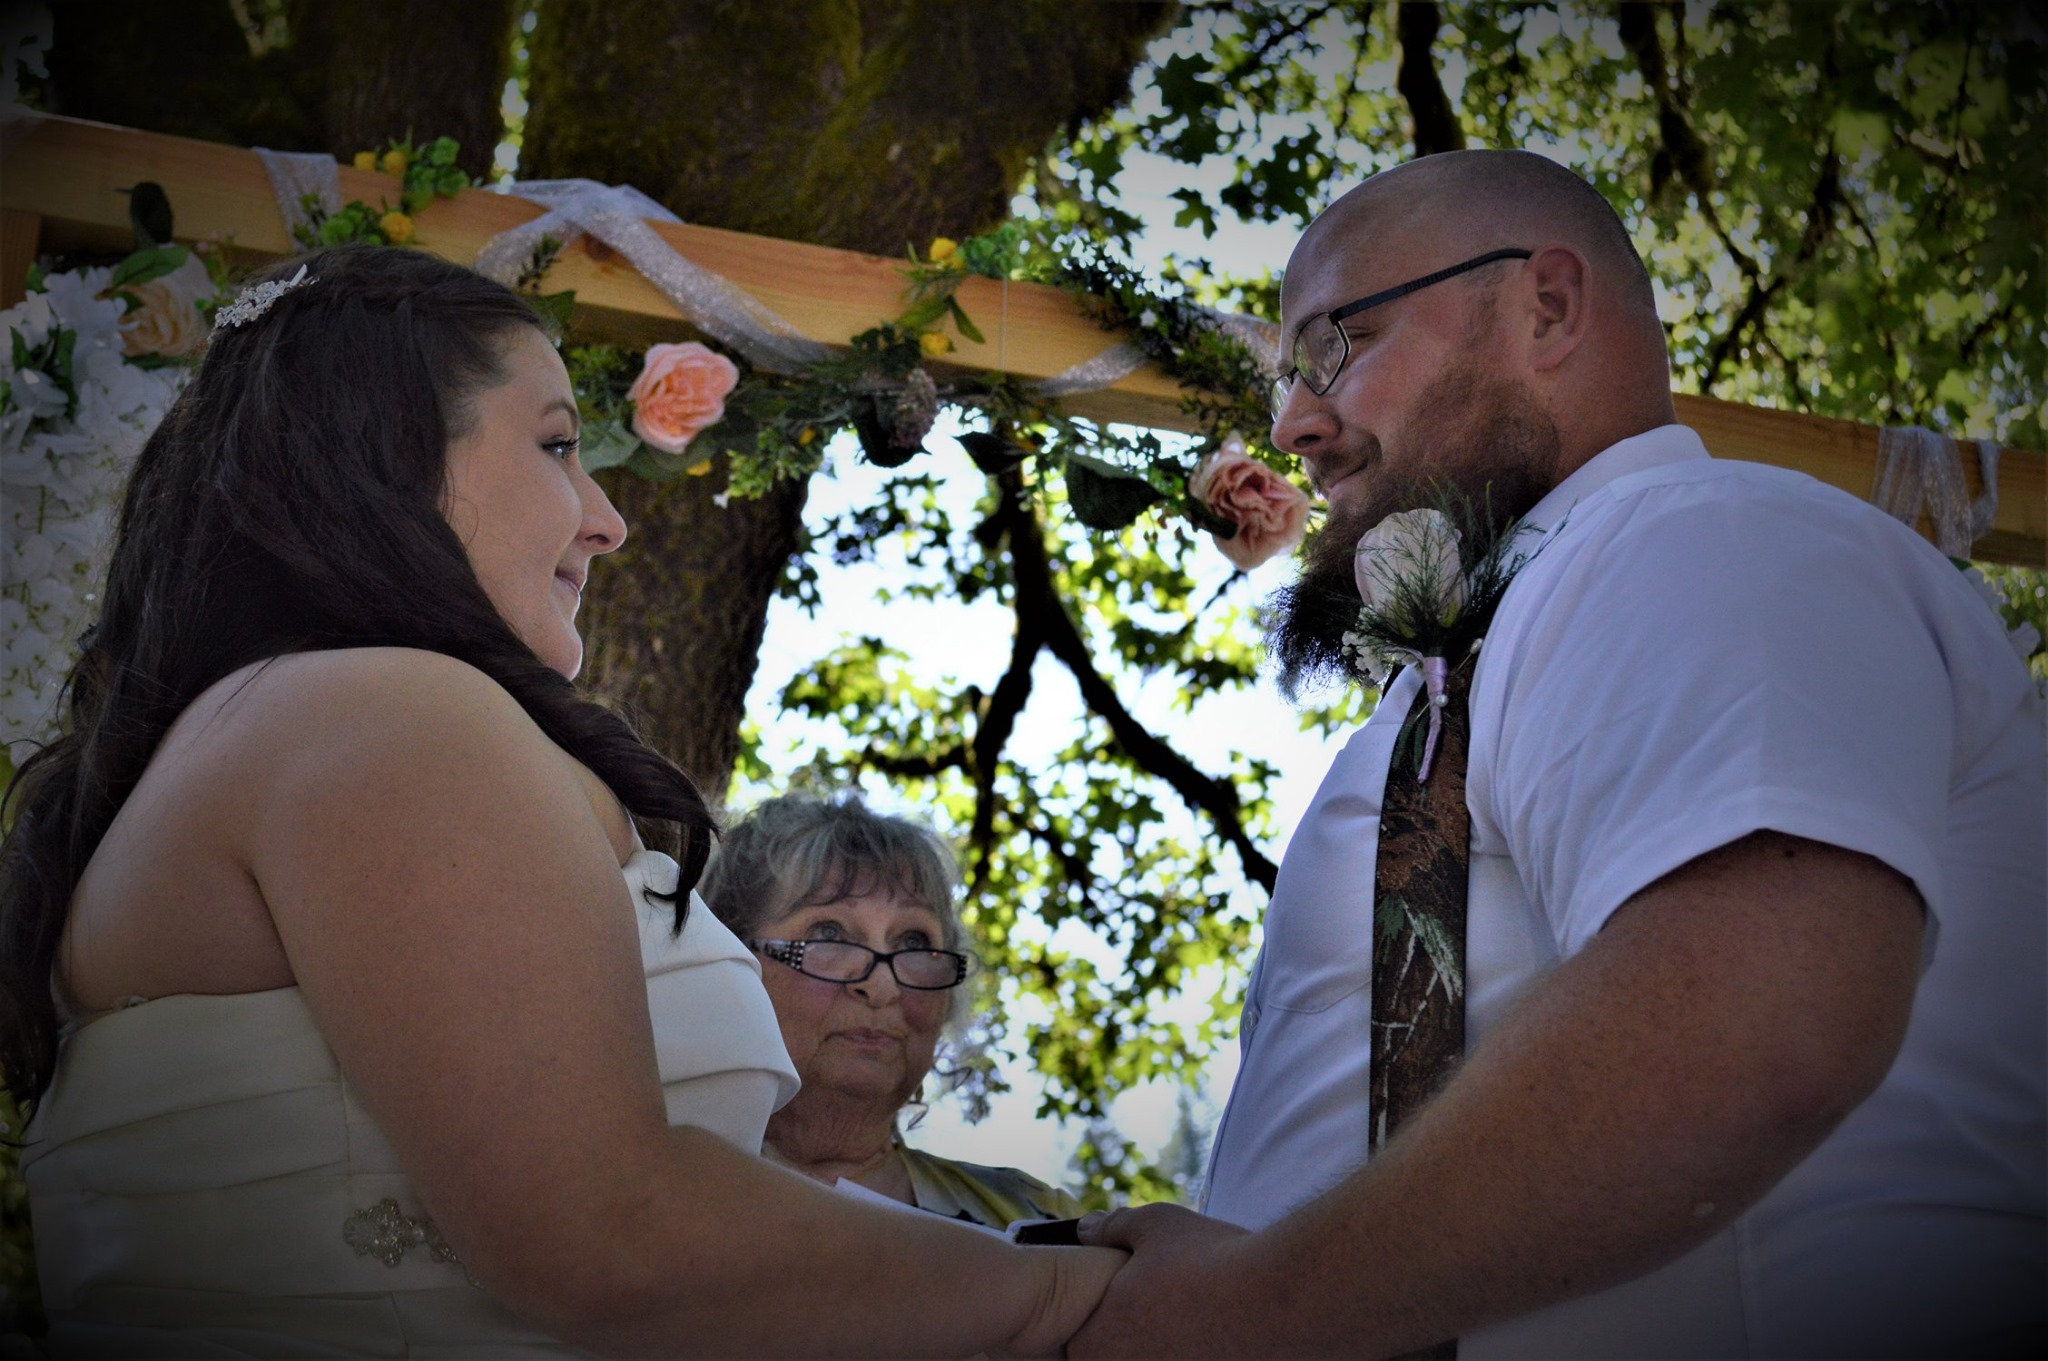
top-left (1482, 474), bottom-right (1959, 957)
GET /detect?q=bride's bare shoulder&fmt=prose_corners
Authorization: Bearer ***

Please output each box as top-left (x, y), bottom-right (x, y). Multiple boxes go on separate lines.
top-left (164, 648), bottom-right (543, 792)
top-left (168, 647), bottom-right (631, 862)
top-left (195, 647), bottom-right (525, 739)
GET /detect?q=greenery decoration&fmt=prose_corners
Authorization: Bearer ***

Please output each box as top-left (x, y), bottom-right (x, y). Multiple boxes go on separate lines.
top-left (296, 135), bottom-right (472, 249)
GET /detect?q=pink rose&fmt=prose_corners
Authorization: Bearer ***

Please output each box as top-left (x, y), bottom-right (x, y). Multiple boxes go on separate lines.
top-left (1189, 435), bottom-right (1311, 570)
top-left (627, 341), bottom-right (739, 454)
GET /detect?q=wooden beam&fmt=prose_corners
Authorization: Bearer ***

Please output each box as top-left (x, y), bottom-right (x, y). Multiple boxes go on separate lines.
top-left (0, 209), bottom-right (41, 311)
top-left (3, 112), bottom-right (2041, 565)
top-left (0, 113), bottom-right (1187, 428)
top-left (1676, 393), bottom-right (2044, 567)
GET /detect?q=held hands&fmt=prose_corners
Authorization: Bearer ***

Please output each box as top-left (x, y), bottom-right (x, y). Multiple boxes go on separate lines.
top-left (1068, 1204), bottom-right (1253, 1358)
top-left (999, 1243), bottom-right (1129, 1359)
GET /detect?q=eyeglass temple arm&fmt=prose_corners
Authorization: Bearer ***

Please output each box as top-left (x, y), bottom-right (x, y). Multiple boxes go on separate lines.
top-left (1327, 248), bottom-right (1534, 324)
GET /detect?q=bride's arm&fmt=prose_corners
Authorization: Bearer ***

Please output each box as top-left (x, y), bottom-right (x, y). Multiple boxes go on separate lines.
top-left (223, 648), bottom-right (1116, 1358)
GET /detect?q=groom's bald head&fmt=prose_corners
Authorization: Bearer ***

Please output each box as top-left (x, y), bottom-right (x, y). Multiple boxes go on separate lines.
top-left (1286, 150), bottom-right (1664, 358)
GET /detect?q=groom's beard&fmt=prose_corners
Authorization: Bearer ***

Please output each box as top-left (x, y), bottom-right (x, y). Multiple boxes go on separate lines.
top-left (1267, 365), bottom-right (1561, 701)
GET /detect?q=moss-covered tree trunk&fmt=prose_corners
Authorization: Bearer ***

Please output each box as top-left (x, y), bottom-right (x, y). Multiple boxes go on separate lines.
top-left (46, 0), bottom-right (511, 179)
top-left (523, 0), bottom-right (1171, 802)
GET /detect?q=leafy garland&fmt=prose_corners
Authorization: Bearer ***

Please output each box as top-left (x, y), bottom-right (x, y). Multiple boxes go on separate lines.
top-left (550, 220), bottom-right (1302, 546)
top-left (298, 136), bottom-right (473, 249)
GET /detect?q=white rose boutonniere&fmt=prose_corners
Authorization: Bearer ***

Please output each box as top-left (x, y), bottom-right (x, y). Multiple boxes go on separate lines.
top-left (1338, 493), bottom-right (1542, 781)
top-left (1354, 508), bottom-right (1468, 625)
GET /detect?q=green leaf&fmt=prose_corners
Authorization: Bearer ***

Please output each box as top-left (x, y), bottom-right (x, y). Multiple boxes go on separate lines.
top-left (947, 296), bottom-right (986, 345)
top-left (1169, 188), bottom-right (1217, 237)
top-left (51, 327), bottom-right (77, 390)
top-left (108, 244), bottom-right (188, 290)
top-left (958, 430), bottom-right (1028, 475)
top-left (579, 420), bottom-right (643, 472)
top-left (24, 261), bottom-right (44, 293)
top-left (529, 290), bottom-right (578, 331)
top-left (894, 293), bottom-right (951, 332)
top-left (622, 442), bottom-right (714, 482)
top-left (1064, 453), bottom-right (1163, 530)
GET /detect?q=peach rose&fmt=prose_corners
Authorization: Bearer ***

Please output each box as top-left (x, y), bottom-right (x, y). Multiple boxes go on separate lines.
top-left (119, 255), bottom-right (214, 359)
top-left (1189, 435), bottom-right (1311, 570)
top-left (627, 341), bottom-right (739, 454)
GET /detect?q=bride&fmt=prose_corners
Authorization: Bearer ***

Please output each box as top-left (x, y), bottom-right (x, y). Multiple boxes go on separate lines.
top-left (0, 245), bottom-right (1119, 1357)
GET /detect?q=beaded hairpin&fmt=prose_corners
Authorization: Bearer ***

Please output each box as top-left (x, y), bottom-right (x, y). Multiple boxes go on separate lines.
top-left (213, 264), bottom-right (315, 331)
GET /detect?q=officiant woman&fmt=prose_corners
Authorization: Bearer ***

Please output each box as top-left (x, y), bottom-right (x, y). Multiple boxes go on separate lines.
top-left (702, 793), bottom-right (1085, 1228)
top-left (0, 244), bottom-right (1120, 1358)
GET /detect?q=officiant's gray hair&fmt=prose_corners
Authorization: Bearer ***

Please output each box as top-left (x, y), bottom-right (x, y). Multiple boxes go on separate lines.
top-left (700, 793), bottom-right (966, 954)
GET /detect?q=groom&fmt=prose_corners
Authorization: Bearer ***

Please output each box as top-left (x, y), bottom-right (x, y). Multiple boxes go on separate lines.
top-left (1073, 151), bottom-right (2046, 1357)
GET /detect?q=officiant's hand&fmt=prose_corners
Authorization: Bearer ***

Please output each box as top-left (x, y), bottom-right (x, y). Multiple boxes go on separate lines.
top-left (1068, 1203), bottom-right (1252, 1357)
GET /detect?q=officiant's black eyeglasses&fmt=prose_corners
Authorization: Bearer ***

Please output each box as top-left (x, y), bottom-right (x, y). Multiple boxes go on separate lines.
top-left (1271, 248), bottom-right (1533, 416)
top-left (749, 938), bottom-right (975, 990)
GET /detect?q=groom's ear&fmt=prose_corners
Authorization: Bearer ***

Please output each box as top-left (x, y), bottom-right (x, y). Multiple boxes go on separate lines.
top-left (1518, 244), bottom-right (1591, 373)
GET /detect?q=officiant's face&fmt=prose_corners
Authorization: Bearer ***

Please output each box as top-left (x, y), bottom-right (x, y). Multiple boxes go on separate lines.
top-left (442, 327), bottom-right (627, 679)
top-left (757, 889), bottom-right (949, 1109)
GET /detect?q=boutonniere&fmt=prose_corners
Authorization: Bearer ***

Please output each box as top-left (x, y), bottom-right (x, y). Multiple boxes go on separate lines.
top-left (1340, 502), bottom-right (1535, 780)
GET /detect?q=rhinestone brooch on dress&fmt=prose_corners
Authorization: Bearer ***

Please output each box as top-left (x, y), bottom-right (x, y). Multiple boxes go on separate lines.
top-left (213, 264), bottom-right (314, 331)
top-left (343, 1196), bottom-right (461, 1268)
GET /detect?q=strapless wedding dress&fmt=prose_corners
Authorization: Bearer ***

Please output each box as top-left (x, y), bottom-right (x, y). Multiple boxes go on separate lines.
top-left (23, 849), bottom-right (799, 1358)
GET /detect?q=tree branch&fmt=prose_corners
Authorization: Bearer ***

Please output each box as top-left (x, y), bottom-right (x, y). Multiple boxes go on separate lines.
top-left (965, 558), bottom-right (1045, 893)
top-left (1616, 1), bottom-right (1761, 282)
top-left (1702, 115), bottom-right (1840, 390)
top-left (996, 483), bottom-right (1280, 894)
top-left (863, 748), bottom-right (967, 779)
top-left (1395, 3), bottom-right (1467, 156)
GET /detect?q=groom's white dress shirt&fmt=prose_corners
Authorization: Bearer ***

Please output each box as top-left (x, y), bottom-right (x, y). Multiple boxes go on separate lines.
top-left (1202, 425), bottom-right (2046, 1357)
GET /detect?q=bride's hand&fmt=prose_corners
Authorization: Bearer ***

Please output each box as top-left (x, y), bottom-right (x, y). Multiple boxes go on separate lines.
top-left (999, 1243), bottom-right (1129, 1358)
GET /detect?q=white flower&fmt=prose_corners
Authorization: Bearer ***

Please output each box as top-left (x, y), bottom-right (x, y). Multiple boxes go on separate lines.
top-left (1, 265), bottom-right (188, 745)
top-left (1354, 508), bottom-right (1468, 625)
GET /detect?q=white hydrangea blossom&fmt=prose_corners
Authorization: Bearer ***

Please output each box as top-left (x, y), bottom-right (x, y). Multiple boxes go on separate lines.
top-left (2, 266), bottom-right (189, 748)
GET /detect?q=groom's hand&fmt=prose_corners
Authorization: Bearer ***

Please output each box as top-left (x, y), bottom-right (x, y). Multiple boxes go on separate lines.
top-left (1069, 1203), bottom-right (1252, 1358)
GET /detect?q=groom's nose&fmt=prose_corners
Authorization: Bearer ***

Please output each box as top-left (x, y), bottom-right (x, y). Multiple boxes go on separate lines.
top-left (1270, 378), bottom-right (1336, 462)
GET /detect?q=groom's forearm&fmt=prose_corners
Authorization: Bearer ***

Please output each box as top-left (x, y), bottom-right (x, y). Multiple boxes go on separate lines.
top-left (1213, 833), bottom-right (1924, 1357)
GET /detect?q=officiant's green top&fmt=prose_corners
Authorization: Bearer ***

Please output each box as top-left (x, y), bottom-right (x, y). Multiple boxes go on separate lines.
top-left (899, 1145), bottom-right (1083, 1228)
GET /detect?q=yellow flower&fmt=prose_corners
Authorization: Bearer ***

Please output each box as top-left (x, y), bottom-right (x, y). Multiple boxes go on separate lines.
top-left (380, 149), bottom-right (409, 177)
top-left (685, 458), bottom-right (715, 476)
top-left (798, 426), bottom-right (818, 446)
top-left (927, 237), bottom-right (958, 264)
top-left (379, 211), bottom-right (415, 245)
top-left (352, 151), bottom-right (378, 173)
top-left (919, 331), bottom-right (953, 358)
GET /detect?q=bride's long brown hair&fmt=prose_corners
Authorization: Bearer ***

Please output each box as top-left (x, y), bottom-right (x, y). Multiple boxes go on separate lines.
top-left (1, 246), bottom-right (716, 1110)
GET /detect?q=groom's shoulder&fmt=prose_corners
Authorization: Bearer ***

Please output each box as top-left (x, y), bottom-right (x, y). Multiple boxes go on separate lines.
top-left (1540, 452), bottom-right (1942, 582)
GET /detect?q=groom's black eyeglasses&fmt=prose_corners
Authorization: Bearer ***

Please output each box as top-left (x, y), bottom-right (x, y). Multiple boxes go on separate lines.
top-left (749, 938), bottom-right (975, 990)
top-left (1271, 248), bottom-right (1533, 417)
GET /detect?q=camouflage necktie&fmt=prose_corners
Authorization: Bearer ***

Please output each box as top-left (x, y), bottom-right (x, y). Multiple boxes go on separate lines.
top-left (1369, 655), bottom-right (1474, 1360)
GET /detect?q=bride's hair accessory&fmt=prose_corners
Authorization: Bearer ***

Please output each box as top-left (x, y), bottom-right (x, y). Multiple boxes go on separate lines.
top-left (213, 264), bottom-right (315, 332)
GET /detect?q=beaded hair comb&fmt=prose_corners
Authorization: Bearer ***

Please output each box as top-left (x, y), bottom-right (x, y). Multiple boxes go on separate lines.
top-left (213, 264), bottom-right (315, 331)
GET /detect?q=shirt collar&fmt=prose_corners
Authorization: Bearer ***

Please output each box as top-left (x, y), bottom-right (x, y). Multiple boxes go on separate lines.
top-left (1522, 424), bottom-right (1710, 535)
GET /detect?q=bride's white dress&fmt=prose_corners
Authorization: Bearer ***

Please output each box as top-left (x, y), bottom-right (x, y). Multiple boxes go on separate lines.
top-left (23, 849), bottom-right (800, 1358)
